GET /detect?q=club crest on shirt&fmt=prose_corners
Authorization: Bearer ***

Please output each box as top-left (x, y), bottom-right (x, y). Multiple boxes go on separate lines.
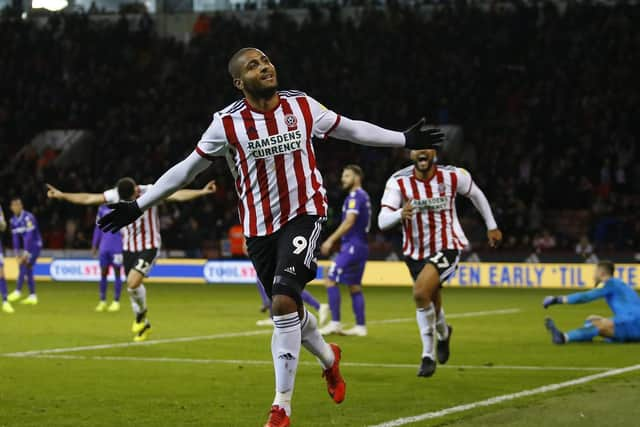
top-left (438, 183), bottom-right (446, 194)
top-left (285, 114), bottom-right (297, 129)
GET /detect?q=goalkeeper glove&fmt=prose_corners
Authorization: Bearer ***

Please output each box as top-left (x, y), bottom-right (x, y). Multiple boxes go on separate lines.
top-left (543, 296), bottom-right (562, 309)
top-left (403, 118), bottom-right (445, 150)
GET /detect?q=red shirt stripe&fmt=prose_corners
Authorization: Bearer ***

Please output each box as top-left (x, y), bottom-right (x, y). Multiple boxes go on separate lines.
top-left (436, 171), bottom-right (449, 249)
top-left (409, 177), bottom-right (427, 259)
top-left (422, 177), bottom-right (437, 255)
top-left (147, 209), bottom-right (154, 250)
top-left (240, 108), bottom-right (273, 234)
top-left (296, 96), bottom-right (325, 215)
top-left (264, 110), bottom-right (290, 227)
top-left (449, 171), bottom-right (463, 248)
top-left (222, 115), bottom-right (257, 236)
top-left (324, 115), bottom-right (341, 139)
top-left (280, 99), bottom-right (307, 216)
top-left (397, 179), bottom-right (413, 256)
top-left (195, 146), bottom-right (216, 161)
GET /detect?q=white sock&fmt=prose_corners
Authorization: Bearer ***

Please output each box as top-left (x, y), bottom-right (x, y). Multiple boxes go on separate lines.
top-left (435, 307), bottom-right (449, 341)
top-left (301, 308), bottom-right (335, 370)
top-left (272, 312), bottom-right (301, 416)
top-left (128, 285), bottom-right (147, 315)
top-left (416, 304), bottom-right (436, 359)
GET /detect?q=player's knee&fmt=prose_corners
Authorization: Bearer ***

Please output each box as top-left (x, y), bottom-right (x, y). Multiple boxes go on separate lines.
top-left (271, 294), bottom-right (299, 316)
top-left (413, 288), bottom-right (430, 306)
top-left (325, 280), bottom-right (337, 289)
top-left (272, 281), bottom-right (303, 315)
top-left (349, 284), bottom-right (362, 294)
top-left (414, 280), bottom-right (437, 305)
top-left (127, 276), bottom-right (143, 289)
top-left (594, 319), bottom-right (614, 337)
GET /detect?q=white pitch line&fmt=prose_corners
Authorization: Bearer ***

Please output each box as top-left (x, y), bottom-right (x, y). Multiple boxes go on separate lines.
top-left (3, 329), bottom-right (271, 357)
top-left (368, 308), bottom-right (521, 325)
top-left (2, 308), bottom-right (520, 358)
top-left (4, 353), bottom-right (611, 372)
top-left (368, 364), bottom-right (640, 427)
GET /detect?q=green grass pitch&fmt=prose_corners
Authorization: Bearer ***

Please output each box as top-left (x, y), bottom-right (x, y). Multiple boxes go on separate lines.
top-left (1, 282), bottom-right (639, 426)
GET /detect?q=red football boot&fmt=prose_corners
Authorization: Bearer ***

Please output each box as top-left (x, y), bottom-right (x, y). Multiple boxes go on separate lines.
top-left (264, 405), bottom-right (290, 427)
top-left (322, 343), bottom-right (346, 404)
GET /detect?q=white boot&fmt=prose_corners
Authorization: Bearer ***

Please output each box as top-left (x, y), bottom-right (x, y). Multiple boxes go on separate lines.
top-left (318, 321), bottom-right (343, 336)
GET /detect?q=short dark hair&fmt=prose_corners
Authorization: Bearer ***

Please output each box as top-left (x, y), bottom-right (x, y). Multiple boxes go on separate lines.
top-left (116, 177), bottom-right (136, 201)
top-left (228, 47), bottom-right (259, 79)
top-left (597, 260), bottom-right (615, 276)
top-left (344, 164), bottom-right (364, 180)
top-left (10, 196), bottom-right (21, 203)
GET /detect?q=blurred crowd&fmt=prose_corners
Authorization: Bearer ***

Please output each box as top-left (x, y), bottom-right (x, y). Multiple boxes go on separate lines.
top-left (1, 2), bottom-right (639, 258)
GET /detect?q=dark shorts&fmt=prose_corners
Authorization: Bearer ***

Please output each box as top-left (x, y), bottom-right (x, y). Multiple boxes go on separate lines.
top-left (405, 250), bottom-right (461, 284)
top-left (99, 250), bottom-right (123, 269)
top-left (327, 243), bottom-right (368, 285)
top-left (123, 249), bottom-right (158, 277)
top-left (246, 215), bottom-right (325, 305)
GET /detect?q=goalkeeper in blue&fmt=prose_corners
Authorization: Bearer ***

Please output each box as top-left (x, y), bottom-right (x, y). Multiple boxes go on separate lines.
top-left (543, 260), bottom-right (640, 344)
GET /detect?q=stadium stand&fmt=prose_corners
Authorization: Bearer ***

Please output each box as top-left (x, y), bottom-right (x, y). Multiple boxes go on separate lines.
top-left (1, 3), bottom-right (639, 259)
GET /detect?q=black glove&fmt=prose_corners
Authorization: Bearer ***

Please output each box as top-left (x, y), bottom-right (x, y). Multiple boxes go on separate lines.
top-left (543, 296), bottom-right (562, 309)
top-left (403, 117), bottom-right (445, 150)
top-left (98, 201), bottom-right (143, 232)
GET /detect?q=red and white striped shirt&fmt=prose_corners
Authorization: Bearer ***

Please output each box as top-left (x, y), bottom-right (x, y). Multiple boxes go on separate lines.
top-left (195, 90), bottom-right (340, 237)
top-left (381, 165), bottom-right (472, 260)
top-left (103, 185), bottom-right (161, 251)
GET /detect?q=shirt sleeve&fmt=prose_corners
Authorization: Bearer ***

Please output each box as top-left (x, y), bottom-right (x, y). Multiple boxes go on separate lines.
top-left (454, 167), bottom-right (474, 196)
top-left (380, 177), bottom-right (403, 210)
top-left (345, 194), bottom-right (362, 215)
top-left (305, 96), bottom-right (341, 140)
top-left (196, 113), bottom-right (229, 160)
top-left (103, 188), bottom-right (119, 203)
top-left (137, 185), bottom-right (151, 195)
top-left (454, 167), bottom-right (498, 230)
top-left (566, 283), bottom-right (612, 304)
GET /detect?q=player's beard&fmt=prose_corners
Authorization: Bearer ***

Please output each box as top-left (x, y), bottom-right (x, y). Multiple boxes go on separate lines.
top-left (414, 156), bottom-right (434, 173)
top-left (245, 79), bottom-right (278, 100)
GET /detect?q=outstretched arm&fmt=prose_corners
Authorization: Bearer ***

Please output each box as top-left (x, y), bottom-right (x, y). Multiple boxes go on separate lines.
top-left (330, 117), bottom-right (405, 147)
top-left (566, 286), bottom-right (612, 304)
top-left (47, 184), bottom-right (105, 205)
top-left (329, 116), bottom-right (444, 149)
top-left (137, 152), bottom-right (211, 210)
top-left (543, 284), bottom-right (612, 308)
top-left (98, 151), bottom-right (211, 232)
top-left (166, 180), bottom-right (216, 202)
